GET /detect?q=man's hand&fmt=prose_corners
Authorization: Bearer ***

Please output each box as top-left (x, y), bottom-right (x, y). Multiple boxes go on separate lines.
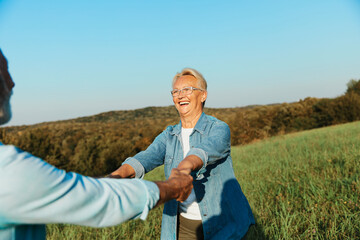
top-left (155, 168), bottom-right (193, 206)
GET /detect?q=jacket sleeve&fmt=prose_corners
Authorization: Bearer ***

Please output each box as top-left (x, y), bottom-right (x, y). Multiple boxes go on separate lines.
top-left (122, 130), bottom-right (167, 178)
top-left (0, 144), bottom-right (159, 227)
top-left (187, 121), bottom-right (231, 177)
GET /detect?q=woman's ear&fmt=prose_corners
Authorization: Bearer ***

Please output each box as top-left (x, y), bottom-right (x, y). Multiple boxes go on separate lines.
top-left (201, 91), bottom-right (208, 102)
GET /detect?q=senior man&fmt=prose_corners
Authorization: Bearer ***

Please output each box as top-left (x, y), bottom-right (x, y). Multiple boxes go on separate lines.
top-left (0, 49), bottom-right (193, 240)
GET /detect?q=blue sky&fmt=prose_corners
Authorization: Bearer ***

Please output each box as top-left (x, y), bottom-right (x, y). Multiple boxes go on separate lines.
top-left (1, 0), bottom-right (360, 126)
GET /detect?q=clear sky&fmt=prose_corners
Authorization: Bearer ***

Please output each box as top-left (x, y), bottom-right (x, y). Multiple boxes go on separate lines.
top-left (1, 0), bottom-right (360, 126)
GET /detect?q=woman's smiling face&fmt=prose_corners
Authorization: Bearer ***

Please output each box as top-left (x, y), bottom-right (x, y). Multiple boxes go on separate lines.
top-left (172, 75), bottom-right (207, 118)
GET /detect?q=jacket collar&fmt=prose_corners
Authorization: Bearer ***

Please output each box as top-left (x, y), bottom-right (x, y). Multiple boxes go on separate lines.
top-left (170, 112), bottom-right (207, 136)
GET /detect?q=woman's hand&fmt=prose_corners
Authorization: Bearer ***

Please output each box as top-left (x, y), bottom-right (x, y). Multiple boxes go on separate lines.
top-left (176, 155), bottom-right (203, 175)
top-left (107, 164), bottom-right (136, 178)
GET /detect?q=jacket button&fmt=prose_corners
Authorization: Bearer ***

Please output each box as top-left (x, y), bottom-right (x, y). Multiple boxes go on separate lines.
top-left (203, 214), bottom-right (207, 216)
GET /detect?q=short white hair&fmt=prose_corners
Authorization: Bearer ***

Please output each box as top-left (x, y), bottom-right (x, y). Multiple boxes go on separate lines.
top-left (172, 68), bottom-right (207, 90)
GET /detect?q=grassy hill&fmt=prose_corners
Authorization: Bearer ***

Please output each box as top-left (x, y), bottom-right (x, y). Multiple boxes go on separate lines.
top-left (47, 121), bottom-right (360, 239)
top-left (2, 86), bottom-right (360, 178)
top-left (232, 121), bottom-right (360, 239)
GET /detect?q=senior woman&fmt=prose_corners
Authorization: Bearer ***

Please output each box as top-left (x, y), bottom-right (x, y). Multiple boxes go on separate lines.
top-left (110, 68), bottom-right (255, 240)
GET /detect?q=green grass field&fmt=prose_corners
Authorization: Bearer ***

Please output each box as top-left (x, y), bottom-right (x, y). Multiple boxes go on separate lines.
top-left (47, 121), bottom-right (360, 239)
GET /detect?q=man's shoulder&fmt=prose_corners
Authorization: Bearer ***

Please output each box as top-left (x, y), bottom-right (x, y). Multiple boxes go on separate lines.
top-left (0, 144), bottom-right (29, 170)
top-left (0, 143), bottom-right (24, 157)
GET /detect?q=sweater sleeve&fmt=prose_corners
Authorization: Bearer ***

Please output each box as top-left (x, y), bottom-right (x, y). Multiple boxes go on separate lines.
top-left (0, 144), bottom-right (160, 228)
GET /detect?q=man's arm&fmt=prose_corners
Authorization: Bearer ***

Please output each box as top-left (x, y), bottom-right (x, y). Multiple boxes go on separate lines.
top-left (0, 144), bottom-right (192, 227)
top-left (108, 165), bottom-right (193, 204)
top-left (108, 165), bottom-right (194, 204)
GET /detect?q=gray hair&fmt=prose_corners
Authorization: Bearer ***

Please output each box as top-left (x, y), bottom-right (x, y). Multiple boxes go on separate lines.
top-left (172, 68), bottom-right (207, 90)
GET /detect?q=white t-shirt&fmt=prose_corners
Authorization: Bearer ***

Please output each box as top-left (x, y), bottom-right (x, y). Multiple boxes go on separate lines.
top-left (178, 127), bottom-right (202, 220)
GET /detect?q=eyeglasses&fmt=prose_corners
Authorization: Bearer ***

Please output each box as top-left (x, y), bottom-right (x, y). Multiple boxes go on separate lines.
top-left (171, 86), bottom-right (203, 97)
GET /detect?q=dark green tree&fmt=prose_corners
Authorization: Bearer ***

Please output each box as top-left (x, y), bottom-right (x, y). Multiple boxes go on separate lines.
top-left (346, 79), bottom-right (360, 95)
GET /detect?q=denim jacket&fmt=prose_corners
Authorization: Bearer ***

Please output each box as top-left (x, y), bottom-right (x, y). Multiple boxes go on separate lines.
top-left (124, 113), bottom-right (255, 239)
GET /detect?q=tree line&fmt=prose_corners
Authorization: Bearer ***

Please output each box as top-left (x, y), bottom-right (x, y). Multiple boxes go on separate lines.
top-left (1, 79), bottom-right (359, 176)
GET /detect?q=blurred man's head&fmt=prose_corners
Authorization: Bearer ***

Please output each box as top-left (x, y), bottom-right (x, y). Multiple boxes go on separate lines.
top-left (0, 49), bottom-right (15, 125)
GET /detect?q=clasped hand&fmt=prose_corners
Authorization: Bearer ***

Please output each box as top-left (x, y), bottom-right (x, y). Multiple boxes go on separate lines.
top-left (107, 165), bottom-right (193, 205)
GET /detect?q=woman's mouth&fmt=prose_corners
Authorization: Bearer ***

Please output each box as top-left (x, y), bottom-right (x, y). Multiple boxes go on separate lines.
top-left (179, 101), bottom-right (190, 106)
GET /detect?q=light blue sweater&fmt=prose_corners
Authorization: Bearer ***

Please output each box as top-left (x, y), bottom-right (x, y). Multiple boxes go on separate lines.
top-left (0, 142), bottom-right (159, 240)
